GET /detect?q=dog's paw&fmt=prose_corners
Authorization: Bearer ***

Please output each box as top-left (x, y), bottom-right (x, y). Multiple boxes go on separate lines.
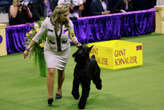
top-left (96, 84), bottom-right (102, 90)
top-left (72, 91), bottom-right (79, 100)
top-left (78, 102), bottom-right (85, 109)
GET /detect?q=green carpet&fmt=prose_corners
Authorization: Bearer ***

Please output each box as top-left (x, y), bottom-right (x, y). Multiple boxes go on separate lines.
top-left (0, 33), bottom-right (164, 110)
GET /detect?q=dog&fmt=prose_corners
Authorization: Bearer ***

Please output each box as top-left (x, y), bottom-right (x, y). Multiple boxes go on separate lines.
top-left (72, 45), bottom-right (102, 109)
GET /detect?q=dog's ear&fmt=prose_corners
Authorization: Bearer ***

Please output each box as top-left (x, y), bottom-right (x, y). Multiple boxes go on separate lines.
top-left (77, 43), bottom-right (85, 49)
top-left (77, 45), bottom-right (83, 49)
top-left (88, 45), bottom-right (94, 52)
top-left (81, 42), bottom-right (85, 45)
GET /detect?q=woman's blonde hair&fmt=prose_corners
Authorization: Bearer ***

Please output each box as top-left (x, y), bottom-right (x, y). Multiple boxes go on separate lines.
top-left (51, 4), bottom-right (70, 31)
top-left (13, 0), bottom-right (19, 6)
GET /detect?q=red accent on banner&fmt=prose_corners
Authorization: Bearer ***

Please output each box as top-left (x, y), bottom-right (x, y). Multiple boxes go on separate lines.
top-left (136, 45), bottom-right (142, 50)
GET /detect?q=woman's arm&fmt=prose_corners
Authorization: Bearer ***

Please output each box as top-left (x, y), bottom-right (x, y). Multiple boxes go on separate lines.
top-left (24, 18), bottom-right (48, 58)
top-left (9, 5), bottom-right (18, 18)
top-left (69, 29), bottom-right (81, 46)
top-left (32, 18), bottom-right (48, 43)
top-left (72, 36), bottom-right (81, 46)
top-left (25, 6), bottom-right (32, 18)
top-left (69, 20), bottom-right (81, 46)
top-left (24, 40), bottom-right (35, 59)
top-left (78, 4), bottom-right (84, 11)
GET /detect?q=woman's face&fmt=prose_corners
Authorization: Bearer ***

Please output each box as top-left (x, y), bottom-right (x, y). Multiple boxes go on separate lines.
top-left (17, 2), bottom-right (21, 7)
top-left (60, 11), bottom-right (69, 23)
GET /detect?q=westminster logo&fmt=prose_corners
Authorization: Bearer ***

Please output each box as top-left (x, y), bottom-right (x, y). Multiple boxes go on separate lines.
top-left (0, 35), bottom-right (3, 44)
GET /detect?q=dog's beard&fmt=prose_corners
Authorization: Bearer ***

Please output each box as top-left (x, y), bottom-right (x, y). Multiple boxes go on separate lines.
top-left (75, 55), bottom-right (89, 64)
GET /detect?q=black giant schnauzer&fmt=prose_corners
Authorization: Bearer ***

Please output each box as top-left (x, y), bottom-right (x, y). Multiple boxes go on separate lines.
top-left (72, 45), bottom-right (102, 109)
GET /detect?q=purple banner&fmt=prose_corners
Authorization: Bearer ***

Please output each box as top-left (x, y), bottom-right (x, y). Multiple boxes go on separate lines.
top-left (73, 8), bottom-right (155, 43)
top-left (6, 24), bottom-right (33, 54)
top-left (5, 8), bottom-right (155, 54)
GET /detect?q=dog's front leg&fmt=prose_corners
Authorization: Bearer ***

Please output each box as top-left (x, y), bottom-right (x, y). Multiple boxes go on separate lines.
top-left (78, 78), bottom-right (91, 109)
top-left (72, 76), bottom-right (80, 100)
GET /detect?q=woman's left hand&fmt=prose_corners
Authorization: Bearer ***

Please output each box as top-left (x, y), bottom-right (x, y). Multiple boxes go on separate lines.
top-left (76, 42), bottom-right (81, 47)
top-left (74, 40), bottom-right (81, 47)
top-left (24, 50), bottom-right (29, 59)
top-left (72, 37), bottom-right (81, 47)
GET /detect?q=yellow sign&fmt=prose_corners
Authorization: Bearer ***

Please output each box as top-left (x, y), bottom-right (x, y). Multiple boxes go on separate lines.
top-left (0, 24), bottom-right (7, 56)
top-left (88, 40), bottom-right (143, 70)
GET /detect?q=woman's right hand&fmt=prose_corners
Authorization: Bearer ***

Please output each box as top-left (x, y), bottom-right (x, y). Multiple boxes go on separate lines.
top-left (24, 50), bottom-right (29, 59)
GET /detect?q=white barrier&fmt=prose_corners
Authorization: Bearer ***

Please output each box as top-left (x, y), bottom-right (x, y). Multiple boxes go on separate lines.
top-left (0, 13), bottom-right (9, 24)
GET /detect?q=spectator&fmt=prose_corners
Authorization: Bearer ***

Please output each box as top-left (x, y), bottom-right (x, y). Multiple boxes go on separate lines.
top-left (109, 0), bottom-right (134, 13)
top-left (43, 0), bottom-right (52, 17)
top-left (133, 0), bottom-right (156, 11)
top-left (148, 0), bottom-right (156, 8)
top-left (28, 0), bottom-right (44, 22)
top-left (156, 0), bottom-right (163, 5)
top-left (58, 0), bottom-right (84, 19)
top-left (9, 0), bottom-right (32, 25)
top-left (88, 0), bottom-right (110, 16)
top-left (81, 0), bottom-right (93, 16)
top-left (50, 0), bottom-right (59, 11)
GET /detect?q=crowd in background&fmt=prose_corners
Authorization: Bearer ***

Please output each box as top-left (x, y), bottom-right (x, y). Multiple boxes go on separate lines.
top-left (0, 0), bottom-right (157, 25)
